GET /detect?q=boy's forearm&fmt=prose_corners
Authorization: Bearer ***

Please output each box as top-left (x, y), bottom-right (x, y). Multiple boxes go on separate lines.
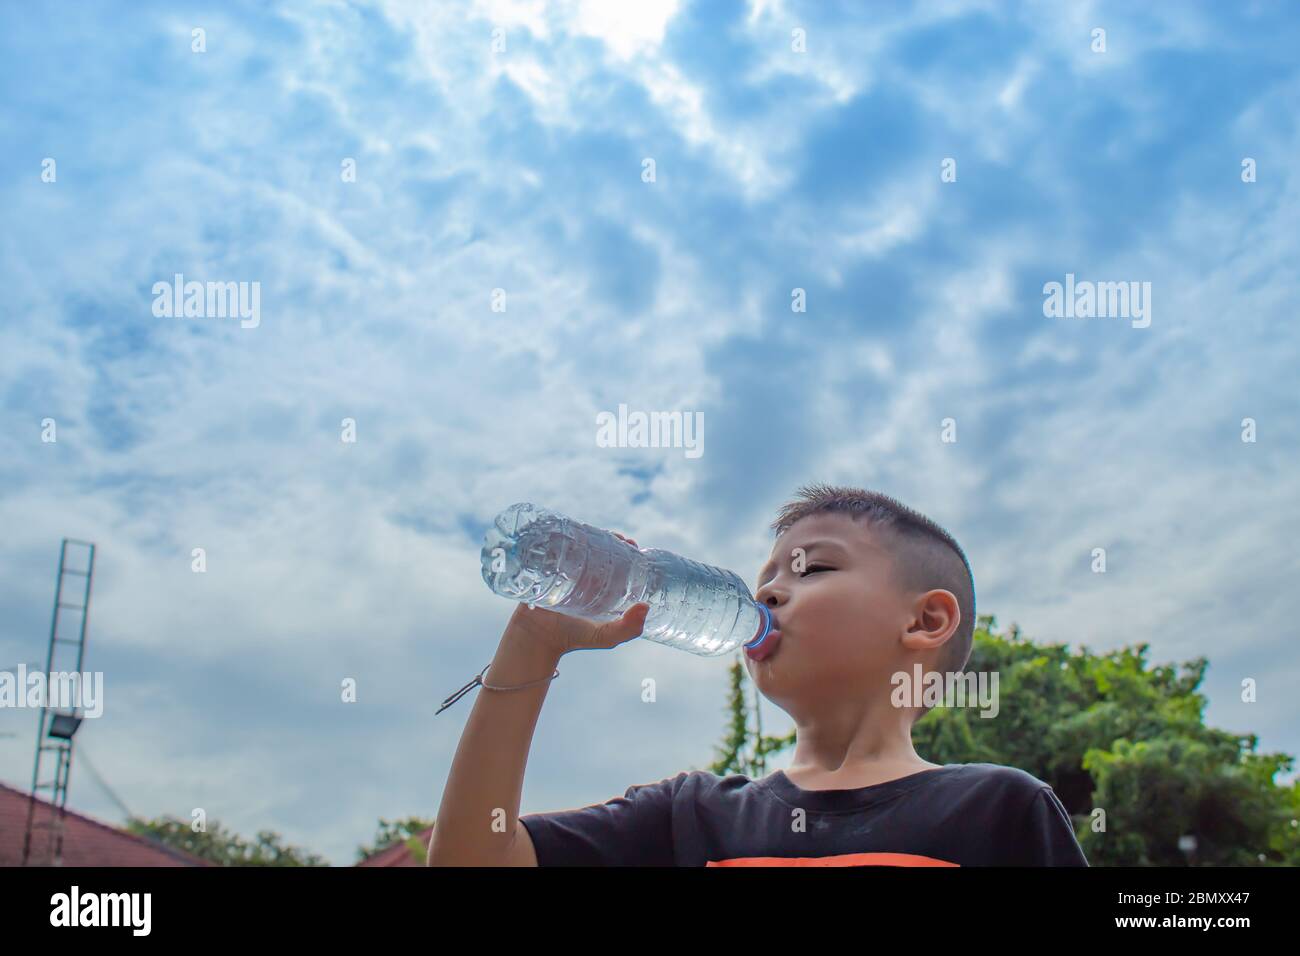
top-left (428, 625), bottom-right (562, 866)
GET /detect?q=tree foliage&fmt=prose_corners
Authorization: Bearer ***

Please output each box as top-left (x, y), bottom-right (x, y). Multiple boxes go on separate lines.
top-left (356, 816), bottom-right (436, 864)
top-left (125, 815), bottom-right (329, 866)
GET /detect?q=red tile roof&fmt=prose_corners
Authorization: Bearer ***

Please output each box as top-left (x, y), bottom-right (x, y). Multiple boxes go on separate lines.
top-left (355, 827), bottom-right (434, 867)
top-left (0, 779), bottom-right (213, 867)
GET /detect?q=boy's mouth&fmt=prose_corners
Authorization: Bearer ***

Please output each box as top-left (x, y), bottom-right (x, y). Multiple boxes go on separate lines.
top-left (746, 628), bottom-right (782, 660)
top-left (745, 610), bottom-right (783, 661)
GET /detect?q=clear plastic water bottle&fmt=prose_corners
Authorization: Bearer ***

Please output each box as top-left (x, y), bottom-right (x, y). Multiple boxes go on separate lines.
top-left (480, 502), bottom-right (776, 658)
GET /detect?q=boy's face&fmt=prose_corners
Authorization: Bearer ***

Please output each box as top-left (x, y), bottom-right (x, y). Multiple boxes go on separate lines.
top-left (745, 512), bottom-right (914, 712)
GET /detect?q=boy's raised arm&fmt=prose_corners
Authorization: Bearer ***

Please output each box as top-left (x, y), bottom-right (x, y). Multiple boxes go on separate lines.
top-left (427, 615), bottom-right (561, 866)
top-left (428, 592), bottom-right (649, 867)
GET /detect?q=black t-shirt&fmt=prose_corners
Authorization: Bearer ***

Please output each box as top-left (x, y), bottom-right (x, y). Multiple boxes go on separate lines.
top-left (519, 762), bottom-right (1089, 866)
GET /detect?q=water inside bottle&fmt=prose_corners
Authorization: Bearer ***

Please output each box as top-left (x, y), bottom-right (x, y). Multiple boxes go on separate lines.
top-left (481, 503), bottom-right (764, 656)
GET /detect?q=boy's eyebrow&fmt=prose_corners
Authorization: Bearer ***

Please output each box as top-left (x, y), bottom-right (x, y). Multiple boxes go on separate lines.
top-left (757, 539), bottom-right (849, 586)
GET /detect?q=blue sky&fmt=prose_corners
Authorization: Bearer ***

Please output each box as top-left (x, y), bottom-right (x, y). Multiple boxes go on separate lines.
top-left (1, 0), bottom-right (1297, 864)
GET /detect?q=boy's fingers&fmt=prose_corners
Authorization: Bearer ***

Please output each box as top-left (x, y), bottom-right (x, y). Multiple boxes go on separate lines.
top-left (610, 603), bottom-right (649, 641)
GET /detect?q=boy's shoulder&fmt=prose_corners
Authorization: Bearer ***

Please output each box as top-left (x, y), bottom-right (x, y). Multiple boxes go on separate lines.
top-left (695, 762), bottom-right (1051, 787)
top-left (630, 762), bottom-right (1056, 803)
top-left (944, 761), bottom-right (1054, 792)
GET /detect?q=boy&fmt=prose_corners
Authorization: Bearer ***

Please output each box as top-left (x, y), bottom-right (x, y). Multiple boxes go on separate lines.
top-left (428, 483), bottom-right (1088, 866)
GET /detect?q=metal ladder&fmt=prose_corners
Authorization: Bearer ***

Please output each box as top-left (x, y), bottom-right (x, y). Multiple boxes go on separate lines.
top-left (22, 538), bottom-right (96, 866)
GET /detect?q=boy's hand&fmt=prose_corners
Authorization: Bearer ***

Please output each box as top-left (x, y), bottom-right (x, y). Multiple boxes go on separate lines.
top-left (503, 532), bottom-right (650, 658)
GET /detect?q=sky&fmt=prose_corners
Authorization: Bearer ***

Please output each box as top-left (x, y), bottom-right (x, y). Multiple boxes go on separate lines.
top-left (1, 0), bottom-right (1297, 865)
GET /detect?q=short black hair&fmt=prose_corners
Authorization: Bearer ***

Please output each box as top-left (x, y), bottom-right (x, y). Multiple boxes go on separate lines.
top-left (771, 483), bottom-right (976, 695)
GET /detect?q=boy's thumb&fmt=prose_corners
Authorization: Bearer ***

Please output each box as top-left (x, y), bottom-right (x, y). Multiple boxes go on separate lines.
top-left (623, 602), bottom-right (649, 635)
top-left (596, 603), bottom-right (648, 646)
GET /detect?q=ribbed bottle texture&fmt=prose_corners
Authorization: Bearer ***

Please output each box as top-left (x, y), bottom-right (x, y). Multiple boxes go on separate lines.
top-left (480, 503), bottom-right (770, 657)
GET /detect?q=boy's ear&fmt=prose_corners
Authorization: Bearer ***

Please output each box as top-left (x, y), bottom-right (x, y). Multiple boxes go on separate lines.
top-left (900, 589), bottom-right (960, 652)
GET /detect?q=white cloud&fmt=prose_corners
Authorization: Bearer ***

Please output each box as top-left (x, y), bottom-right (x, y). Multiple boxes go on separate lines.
top-left (566, 0), bottom-right (681, 61)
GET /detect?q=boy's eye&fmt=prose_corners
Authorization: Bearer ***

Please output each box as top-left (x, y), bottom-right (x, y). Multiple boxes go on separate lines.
top-left (800, 565), bottom-right (833, 577)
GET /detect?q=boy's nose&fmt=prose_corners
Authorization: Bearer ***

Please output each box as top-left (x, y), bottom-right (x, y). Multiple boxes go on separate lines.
top-left (755, 591), bottom-right (787, 628)
top-left (755, 581), bottom-right (786, 607)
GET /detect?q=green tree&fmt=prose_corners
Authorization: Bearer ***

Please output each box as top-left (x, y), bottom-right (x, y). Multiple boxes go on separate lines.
top-left (356, 816), bottom-right (436, 864)
top-left (125, 816), bottom-right (329, 866)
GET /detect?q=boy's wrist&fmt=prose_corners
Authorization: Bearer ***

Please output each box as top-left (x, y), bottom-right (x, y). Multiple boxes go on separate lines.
top-left (491, 626), bottom-right (565, 686)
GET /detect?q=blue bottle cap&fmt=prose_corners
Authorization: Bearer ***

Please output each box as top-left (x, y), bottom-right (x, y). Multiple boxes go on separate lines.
top-left (744, 603), bottom-right (774, 649)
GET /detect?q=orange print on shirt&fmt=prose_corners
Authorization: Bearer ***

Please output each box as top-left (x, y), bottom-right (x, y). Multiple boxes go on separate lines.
top-left (707, 851), bottom-right (959, 867)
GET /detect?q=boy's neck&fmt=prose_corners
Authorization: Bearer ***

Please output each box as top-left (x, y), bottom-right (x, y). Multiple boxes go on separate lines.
top-left (781, 757), bottom-right (943, 792)
top-left (781, 720), bottom-right (941, 790)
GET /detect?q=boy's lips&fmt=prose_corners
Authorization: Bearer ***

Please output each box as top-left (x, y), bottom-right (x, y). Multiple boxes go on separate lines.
top-left (745, 627), bottom-right (782, 661)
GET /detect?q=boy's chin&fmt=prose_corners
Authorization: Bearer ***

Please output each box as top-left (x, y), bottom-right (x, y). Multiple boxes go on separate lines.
top-left (744, 646), bottom-right (802, 696)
